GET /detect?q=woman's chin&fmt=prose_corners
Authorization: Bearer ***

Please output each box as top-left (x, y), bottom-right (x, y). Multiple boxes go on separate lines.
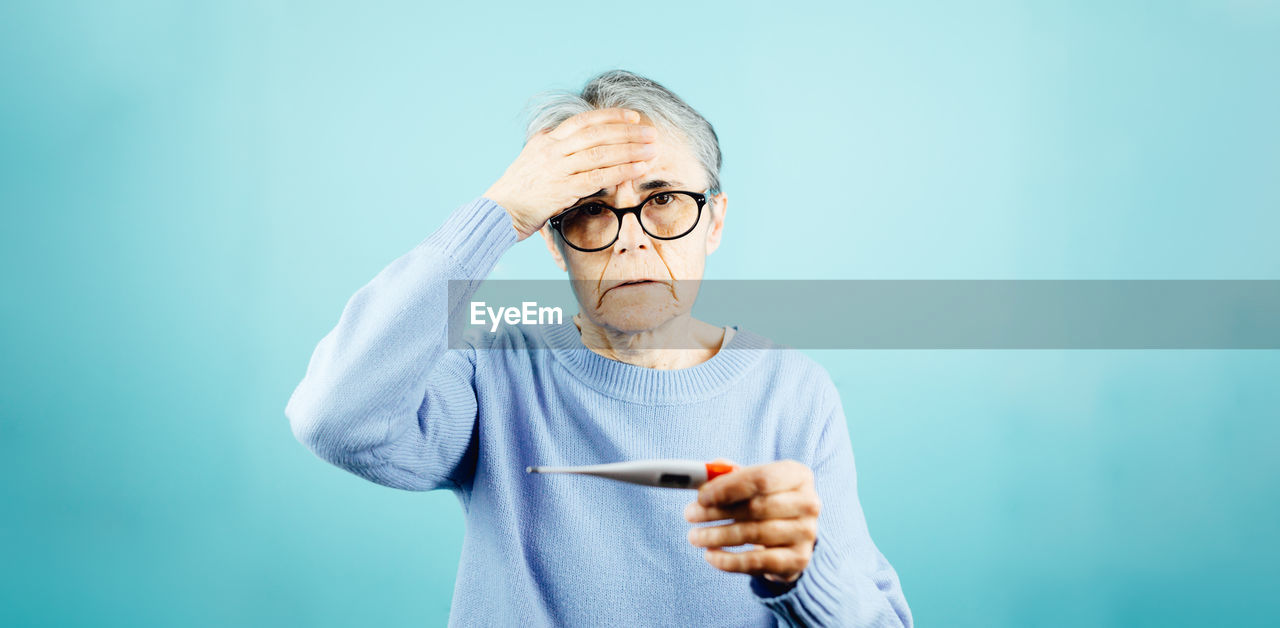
top-left (590, 299), bottom-right (684, 335)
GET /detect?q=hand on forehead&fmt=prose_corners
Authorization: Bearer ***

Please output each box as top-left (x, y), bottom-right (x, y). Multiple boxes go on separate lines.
top-left (556, 108), bottom-right (701, 198)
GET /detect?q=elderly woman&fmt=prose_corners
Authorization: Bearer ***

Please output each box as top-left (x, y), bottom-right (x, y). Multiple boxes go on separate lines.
top-left (286, 70), bottom-right (912, 627)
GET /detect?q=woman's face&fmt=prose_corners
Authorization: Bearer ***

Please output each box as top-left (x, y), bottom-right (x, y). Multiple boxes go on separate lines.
top-left (540, 117), bottom-right (728, 334)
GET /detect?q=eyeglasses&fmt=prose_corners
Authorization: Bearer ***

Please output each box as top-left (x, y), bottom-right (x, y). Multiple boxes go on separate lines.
top-left (548, 189), bottom-right (710, 252)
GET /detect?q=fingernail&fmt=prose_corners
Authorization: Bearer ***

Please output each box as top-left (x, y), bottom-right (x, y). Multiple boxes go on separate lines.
top-left (687, 527), bottom-right (701, 545)
top-left (684, 502), bottom-right (698, 520)
top-left (641, 126), bottom-right (657, 139)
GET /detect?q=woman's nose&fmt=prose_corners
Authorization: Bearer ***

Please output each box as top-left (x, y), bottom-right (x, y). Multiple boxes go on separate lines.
top-left (612, 211), bottom-right (649, 253)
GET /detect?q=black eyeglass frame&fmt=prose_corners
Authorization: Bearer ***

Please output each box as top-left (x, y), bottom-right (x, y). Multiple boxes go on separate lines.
top-left (547, 189), bottom-right (711, 253)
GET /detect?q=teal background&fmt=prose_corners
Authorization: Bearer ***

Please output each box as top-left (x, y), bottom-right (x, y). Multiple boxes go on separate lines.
top-left (3, 1), bottom-right (1278, 626)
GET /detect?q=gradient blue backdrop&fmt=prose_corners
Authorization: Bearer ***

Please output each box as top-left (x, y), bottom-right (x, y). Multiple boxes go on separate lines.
top-left (2, 1), bottom-right (1278, 626)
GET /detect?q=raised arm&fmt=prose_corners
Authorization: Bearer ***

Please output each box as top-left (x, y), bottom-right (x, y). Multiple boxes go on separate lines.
top-left (284, 197), bottom-right (517, 491)
top-left (284, 107), bottom-right (659, 491)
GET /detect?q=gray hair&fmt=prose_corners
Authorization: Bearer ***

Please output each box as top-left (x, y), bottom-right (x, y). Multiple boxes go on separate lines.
top-left (521, 69), bottom-right (723, 196)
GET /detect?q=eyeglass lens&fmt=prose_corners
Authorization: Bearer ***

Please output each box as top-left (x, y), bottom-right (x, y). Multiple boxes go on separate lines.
top-left (558, 192), bottom-right (700, 250)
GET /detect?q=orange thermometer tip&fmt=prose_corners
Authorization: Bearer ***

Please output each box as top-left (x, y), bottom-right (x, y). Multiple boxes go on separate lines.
top-left (705, 461), bottom-right (737, 481)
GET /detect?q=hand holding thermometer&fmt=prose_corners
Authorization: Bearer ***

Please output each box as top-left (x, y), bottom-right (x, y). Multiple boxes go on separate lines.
top-left (526, 459), bottom-right (738, 489)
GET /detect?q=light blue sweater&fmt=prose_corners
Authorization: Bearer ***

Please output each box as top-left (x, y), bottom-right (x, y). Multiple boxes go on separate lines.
top-left (284, 196), bottom-right (913, 627)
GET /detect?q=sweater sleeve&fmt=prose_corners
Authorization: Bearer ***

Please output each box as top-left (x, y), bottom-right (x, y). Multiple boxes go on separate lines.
top-left (748, 376), bottom-right (914, 627)
top-left (284, 196), bottom-right (518, 492)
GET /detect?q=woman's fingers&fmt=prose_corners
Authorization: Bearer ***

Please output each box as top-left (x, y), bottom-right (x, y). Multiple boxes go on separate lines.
top-left (546, 107), bottom-right (639, 141)
top-left (547, 108), bottom-right (657, 197)
top-left (697, 460), bottom-right (813, 509)
top-left (684, 488), bottom-right (820, 523)
top-left (702, 545), bottom-right (812, 578)
top-left (687, 517), bottom-right (818, 548)
top-left (562, 141), bottom-right (656, 176)
top-left (566, 161), bottom-right (651, 195)
top-left (555, 122), bottom-right (657, 157)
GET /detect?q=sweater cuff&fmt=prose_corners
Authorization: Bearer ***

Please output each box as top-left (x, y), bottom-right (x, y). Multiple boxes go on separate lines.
top-left (417, 195), bottom-right (519, 280)
top-left (749, 537), bottom-right (846, 626)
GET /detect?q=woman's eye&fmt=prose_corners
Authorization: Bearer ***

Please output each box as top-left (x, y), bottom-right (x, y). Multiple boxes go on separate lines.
top-left (652, 193), bottom-right (672, 205)
top-left (571, 203), bottom-right (605, 216)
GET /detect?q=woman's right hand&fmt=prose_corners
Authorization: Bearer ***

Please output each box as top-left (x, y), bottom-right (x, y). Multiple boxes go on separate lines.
top-left (484, 107), bottom-right (658, 241)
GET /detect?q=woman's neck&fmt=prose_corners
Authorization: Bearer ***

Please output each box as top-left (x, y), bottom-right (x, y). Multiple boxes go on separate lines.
top-left (573, 313), bottom-right (727, 370)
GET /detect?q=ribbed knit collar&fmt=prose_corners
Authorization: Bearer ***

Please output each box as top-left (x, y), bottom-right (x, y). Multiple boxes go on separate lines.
top-left (540, 318), bottom-right (772, 405)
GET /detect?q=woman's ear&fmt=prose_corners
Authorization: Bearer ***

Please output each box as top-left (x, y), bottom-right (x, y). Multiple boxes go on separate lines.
top-left (540, 224), bottom-right (568, 272)
top-left (704, 191), bottom-right (728, 256)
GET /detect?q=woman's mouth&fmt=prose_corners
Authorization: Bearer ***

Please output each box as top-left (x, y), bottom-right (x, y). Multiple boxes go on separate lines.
top-left (603, 279), bottom-right (667, 297)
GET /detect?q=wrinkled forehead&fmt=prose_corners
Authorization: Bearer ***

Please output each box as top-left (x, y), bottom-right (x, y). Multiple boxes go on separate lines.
top-left (576, 118), bottom-right (707, 203)
top-left (577, 177), bottom-right (691, 204)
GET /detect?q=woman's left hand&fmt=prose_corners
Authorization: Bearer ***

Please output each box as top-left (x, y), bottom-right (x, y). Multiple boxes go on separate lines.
top-left (684, 459), bottom-right (821, 585)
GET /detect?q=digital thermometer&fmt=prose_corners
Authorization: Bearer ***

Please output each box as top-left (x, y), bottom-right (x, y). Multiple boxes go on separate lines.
top-left (526, 459), bottom-right (738, 489)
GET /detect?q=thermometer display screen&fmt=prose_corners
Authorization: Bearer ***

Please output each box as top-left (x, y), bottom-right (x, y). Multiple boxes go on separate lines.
top-left (658, 473), bottom-right (691, 488)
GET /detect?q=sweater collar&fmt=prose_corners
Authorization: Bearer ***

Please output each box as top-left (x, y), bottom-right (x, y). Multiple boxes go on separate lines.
top-left (540, 318), bottom-right (772, 404)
